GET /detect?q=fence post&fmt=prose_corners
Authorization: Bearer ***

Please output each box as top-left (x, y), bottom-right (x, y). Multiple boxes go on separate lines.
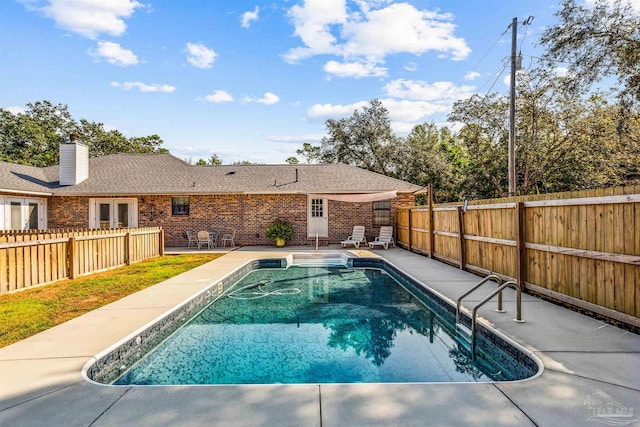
top-left (428, 183), bottom-right (434, 258)
top-left (407, 208), bottom-right (413, 252)
top-left (457, 206), bottom-right (466, 270)
top-left (125, 232), bottom-right (131, 265)
top-left (68, 237), bottom-right (76, 279)
top-left (515, 202), bottom-right (526, 290)
top-left (159, 229), bottom-right (165, 256)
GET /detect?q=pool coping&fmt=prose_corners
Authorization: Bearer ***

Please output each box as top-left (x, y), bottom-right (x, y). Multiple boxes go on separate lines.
top-left (1, 247), bottom-right (639, 427)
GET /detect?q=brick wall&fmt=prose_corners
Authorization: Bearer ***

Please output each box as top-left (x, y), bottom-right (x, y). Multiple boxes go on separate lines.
top-left (47, 196), bottom-right (90, 228)
top-left (45, 193), bottom-right (415, 247)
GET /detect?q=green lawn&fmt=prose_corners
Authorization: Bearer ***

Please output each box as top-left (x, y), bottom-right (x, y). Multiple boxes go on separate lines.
top-left (0, 253), bottom-right (222, 348)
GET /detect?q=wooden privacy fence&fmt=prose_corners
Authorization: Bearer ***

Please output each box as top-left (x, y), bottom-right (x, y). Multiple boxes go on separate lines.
top-left (0, 227), bottom-right (165, 293)
top-left (397, 185), bottom-right (640, 328)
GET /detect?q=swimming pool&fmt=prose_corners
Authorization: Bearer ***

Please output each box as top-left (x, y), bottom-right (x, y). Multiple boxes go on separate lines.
top-left (85, 255), bottom-right (541, 385)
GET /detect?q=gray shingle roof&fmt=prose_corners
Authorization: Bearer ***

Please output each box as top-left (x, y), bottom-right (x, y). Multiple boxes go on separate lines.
top-left (0, 154), bottom-right (422, 196)
top-left (0, 162), bottom-right (55, 194)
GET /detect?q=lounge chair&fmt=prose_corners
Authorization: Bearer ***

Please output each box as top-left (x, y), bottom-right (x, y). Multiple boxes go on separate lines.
top-left (368, 226), bottom-right (395, 249)
top-left (221, 230), bottom-right (236, 247)
top-left (341, 226), bottom-right (367, 248)
top-left (186, 231), bottom-right (198, 248)
top-left (197, 230), bottom-right (212, 249)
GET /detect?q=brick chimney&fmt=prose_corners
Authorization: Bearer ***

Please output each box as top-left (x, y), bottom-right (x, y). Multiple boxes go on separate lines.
top-left (59, 134), bottom-right (89, 185)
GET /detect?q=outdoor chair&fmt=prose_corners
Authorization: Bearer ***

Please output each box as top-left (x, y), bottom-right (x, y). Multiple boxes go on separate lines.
top-left (186, 231), bottom-right (198, 248)
top-left (221, 230), bottom-right (236, 247)
top-left (208, 231), bottom-right (219, 247)
top-left (341, 225), bottom-right (367, 248)
top-left (368, 226), bottom-right (395, 249)
top-left (197, 230), bottom-right (212, 249)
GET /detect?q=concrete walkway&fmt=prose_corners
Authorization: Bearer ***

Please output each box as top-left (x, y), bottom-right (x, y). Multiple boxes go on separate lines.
top-left (1, 247), bottom-right (638, 426)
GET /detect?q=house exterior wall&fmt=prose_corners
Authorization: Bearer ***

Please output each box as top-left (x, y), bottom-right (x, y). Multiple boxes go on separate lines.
top-left (46, 193), bottom-right (415, 247)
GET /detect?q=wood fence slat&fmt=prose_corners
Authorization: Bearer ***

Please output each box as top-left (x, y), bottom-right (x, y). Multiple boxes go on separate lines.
top-left (16, 235), bottom-right (24, 290)
top-left (0, 245), bottom-right (7, 293)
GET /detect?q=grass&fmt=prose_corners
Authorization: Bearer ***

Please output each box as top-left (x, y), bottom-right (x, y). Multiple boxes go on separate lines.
top-left (0, 253), bottom-right (222, 348)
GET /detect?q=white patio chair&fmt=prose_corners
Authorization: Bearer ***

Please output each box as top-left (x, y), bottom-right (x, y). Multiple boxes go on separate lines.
top-left (221, 230), bottom-right (236, 247)
top-left (341, 226), bottom-right (367, 248)
top-left (186, 231), bottom-right (198, 248)
top-left (197, 230), bottom-right (212, 249)
top-left (368, 226), bottom-right (395, 249)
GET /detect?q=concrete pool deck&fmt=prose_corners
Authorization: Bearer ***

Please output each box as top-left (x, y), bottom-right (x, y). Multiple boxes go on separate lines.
top-left (1, 247), bottom-right (638, 427)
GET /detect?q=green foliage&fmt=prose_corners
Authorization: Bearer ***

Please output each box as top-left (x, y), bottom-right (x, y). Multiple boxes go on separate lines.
top-left (265, 219), bottom-right (294, 242)
top-left (540, 0), bottom-right (640, 106)
top-left (296, 142), bottom-right (321, 163)
top-left (195, 154), bottom-right (223, 165)
top-left (320, 99), bottom-right (401, 175)
top-left (0, 100), bottom-right (168, 167)
top-left (285, 156), bottom-right (299, 164)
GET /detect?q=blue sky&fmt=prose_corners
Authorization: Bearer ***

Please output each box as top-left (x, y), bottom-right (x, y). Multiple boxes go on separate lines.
top-left (0, 0), bottom-right (611, 164)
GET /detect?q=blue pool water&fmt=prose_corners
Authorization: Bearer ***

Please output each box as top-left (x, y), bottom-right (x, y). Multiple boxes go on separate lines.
top-left (113, 265), bottom-right (537, 385)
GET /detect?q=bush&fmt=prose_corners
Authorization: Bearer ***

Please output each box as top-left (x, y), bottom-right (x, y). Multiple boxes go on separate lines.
top-left (265, 219), bottom-right (294, 242)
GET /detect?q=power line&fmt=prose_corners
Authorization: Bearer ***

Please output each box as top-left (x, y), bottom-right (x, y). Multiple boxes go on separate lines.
top-left (431, 29), bottom-right (510, 115)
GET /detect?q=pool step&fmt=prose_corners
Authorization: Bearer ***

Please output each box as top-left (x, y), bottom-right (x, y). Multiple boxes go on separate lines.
top-left (456, 322), bottom-right (472, 338)
top-left (286, 253), bottom-right (350, 268)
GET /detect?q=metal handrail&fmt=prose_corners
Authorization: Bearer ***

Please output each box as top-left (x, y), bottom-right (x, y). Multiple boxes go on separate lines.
top-left (468, 280), bottom-right (524, 354)
top-left (455, 274), bottom-right (503, 325)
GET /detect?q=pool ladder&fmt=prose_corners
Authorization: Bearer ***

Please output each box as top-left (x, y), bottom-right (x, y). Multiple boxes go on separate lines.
top-left (455, 275), bottom-right (525, 356)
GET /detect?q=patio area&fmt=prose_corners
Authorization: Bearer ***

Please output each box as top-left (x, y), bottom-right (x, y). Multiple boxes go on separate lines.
top-left (1, 247), bottom-right (638, 426)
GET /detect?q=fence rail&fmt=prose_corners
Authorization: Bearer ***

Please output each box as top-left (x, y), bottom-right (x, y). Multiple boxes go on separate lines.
top-left (0, 227), bottom-right (164, 293)
top-left (397, 185), bottom-right (640, 328)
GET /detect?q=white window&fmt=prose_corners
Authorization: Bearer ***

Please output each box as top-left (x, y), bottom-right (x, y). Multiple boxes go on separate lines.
top-left (1, 196), bottom-right (46, 230)
top-left (89, 198), bottom-right (138, 229)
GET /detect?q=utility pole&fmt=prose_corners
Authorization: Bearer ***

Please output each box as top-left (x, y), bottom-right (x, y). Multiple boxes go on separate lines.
top-left (508, 17), bottom-right (517, 197)
top-left (508, 16), bottom-right (533, 197)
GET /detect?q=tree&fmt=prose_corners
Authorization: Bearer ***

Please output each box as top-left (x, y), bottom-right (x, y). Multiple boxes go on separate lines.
top-left (449, 94), bottom-right (510, 198)
top-left (295, 142), bottom-right (321, 164)
top-left (0, 101), bottom-right (169, 167)
top-left (320, 99), bottom-right (401, 175)
top-left (195, 155), bottom-right (222, 165)
top-left (540, 0), bottom-right (640, 105)
top-left (231, 160), bottom-right (258, 165)
top-left (0, 101), bottom-right (75, 166)
top-left (285, 156), bottom-right (299, 164)
top-left (395, 123), bottom-right (464, 202)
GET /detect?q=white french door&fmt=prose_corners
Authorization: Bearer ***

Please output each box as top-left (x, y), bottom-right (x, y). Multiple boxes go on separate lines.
top-left (89, 198), bottom-right (137, 229)
top-left (2, 197), bottom-right (45, 230)
top-left (307, 197), bottom-right (328, 237)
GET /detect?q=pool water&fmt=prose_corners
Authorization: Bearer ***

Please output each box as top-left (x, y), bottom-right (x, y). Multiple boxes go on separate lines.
top-left (114, 266), bottom-right (536, 385)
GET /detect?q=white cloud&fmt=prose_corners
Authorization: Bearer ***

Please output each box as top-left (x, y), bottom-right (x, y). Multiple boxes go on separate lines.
top-left (284, 0), bottom-right (347, 63)
top-left (241, 6), bottom-right (260, 28)
top-left (307, 97), bottom-right (454, 134)
top-left (268, 134), bottom-right (324, 143)
top-left (111, 81), bottom-right (175, 93)
top-left (554, 66), bottom-right (569, 77)
top-left (186, 43), bottom-right (217, 69)
top-left (21, 0), bottom-right (144, 39)
top-left (404, 62), bottom-right (418, 72)
top-left (202, 90), bottom-right (234, 103)
top-left (89, 41), bottom-right (138, 66)
top-left (284, 1), bottom-right (470, 74)
top-left (323, 60), bottom-right (387, 78)
top-left (4, 106), bottom-right (26, 115)
top-left (243, 92), bottom-right (280, 105)
top-left (464, 71), bottom-right (480, 81)
top-left (384, 79), bottom-right (475, 102)
top-left (307, 101), bottom-right (369, 119)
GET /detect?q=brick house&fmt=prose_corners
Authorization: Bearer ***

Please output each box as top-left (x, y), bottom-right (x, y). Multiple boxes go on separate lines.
top-left (0, 140), bottom-right (421, 246)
